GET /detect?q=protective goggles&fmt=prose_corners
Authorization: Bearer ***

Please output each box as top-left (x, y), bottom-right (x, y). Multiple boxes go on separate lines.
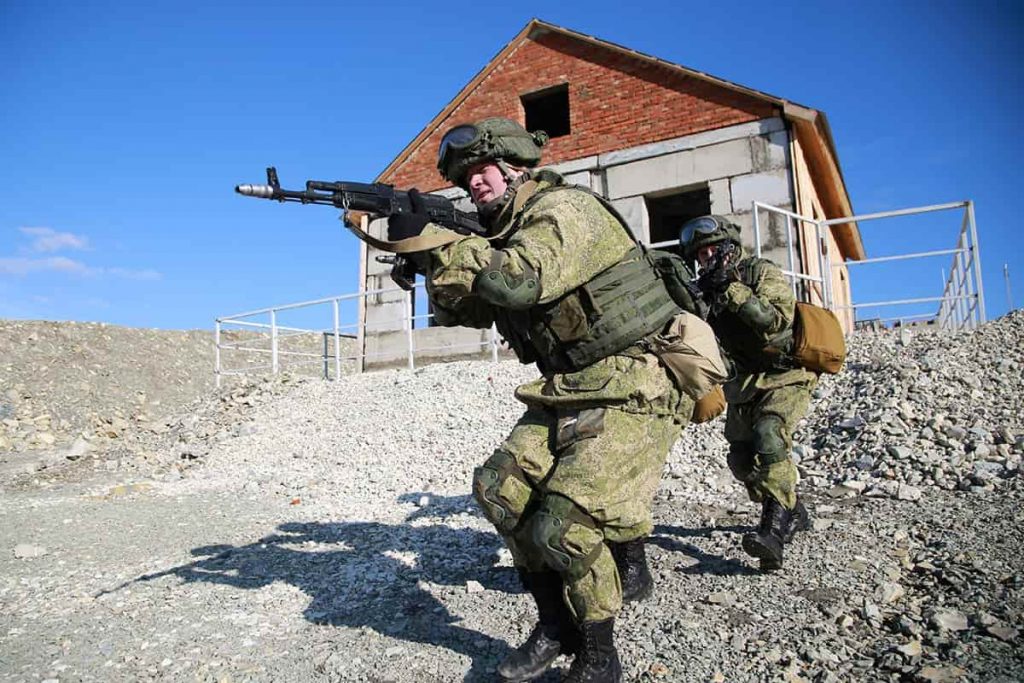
top-left (437, 124), bottom-right (482, 168)
top-left (679, 216), bottom-right (723, 245)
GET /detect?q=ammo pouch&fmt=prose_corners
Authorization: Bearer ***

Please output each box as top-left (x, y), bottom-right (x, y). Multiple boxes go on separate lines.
top-left (788, 302), bottom-right (846, 374)
top-left (543, 247), bottom-right (681, 373)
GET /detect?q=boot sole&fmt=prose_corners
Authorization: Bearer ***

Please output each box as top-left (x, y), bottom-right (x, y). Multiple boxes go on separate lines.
top-left (497, 656), bottom-right (560, 683)
top-left (741, 534), bottom-right (783, 571)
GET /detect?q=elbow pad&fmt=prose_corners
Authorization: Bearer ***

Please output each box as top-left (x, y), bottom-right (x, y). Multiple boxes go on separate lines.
top-left (736, 295), bottom-right (780, 334)
top-left (472, 251), bottom-right (541, 310)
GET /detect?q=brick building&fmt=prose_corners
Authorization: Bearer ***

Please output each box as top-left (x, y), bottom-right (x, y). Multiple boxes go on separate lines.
top-left (359, 19), bottom-right (864, 366)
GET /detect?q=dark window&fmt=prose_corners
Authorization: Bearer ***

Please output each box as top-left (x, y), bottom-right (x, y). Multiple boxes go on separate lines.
top-left (644, 186), bottom-right (712, 248)
top-left (521, 84), bottom-right (570, 138)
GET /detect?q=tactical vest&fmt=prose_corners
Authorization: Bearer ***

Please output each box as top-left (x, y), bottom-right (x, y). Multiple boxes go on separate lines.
top-left (490, 177), bottom-right (681, 374)
top-left (708, 258), bottom-right (794, 374)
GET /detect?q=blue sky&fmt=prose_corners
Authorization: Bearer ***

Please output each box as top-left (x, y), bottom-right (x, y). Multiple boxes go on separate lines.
top-left (1, 0), bottom-right (1021, 330)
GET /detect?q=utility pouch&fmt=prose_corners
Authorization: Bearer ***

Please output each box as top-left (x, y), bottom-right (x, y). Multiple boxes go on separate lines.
top-left (692, 385), bottom-right (726, 423)
top-left (790, 302), bottom-right (846, 374)
top-left (546, 292), bottom-right (591, 342)
top-left (647, 312), bottom-right (729, 400)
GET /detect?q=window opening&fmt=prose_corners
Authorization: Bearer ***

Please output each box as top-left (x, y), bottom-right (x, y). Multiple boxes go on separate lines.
top-left (521, 84), bottom-right (570, 138)
top-left (644, 186), bottom-right (712, 248)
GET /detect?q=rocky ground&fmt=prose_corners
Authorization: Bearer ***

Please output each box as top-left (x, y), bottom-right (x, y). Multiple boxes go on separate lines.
top-left (0, 313), bottom-right (1022, 682)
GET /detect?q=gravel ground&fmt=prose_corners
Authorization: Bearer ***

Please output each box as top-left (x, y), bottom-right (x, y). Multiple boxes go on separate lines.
top-left (1, 314), bottom-right (1022, 682)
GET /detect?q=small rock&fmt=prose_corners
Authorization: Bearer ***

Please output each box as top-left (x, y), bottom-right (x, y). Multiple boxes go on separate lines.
top-left (930, 609), bottom-right (969, 632)
top-left (985, 625), bottom-right (1018, 641)
top-left (65, 436), bottom-right (93, 460)
top-left (895, 639), bottom-right (922, 658)
top-left (917, 665), bottom-right (967, 683)
top-left (706, 591), bottom-right (736, 607)
top-left (896, 484), bottom-right (922, 501)
top-left (648, 662), bottom-right (669, 677)
top-left (13, 544), bottom-right (48, 559)
top-left (877, 582), bottom-right (905, 605)
top-left (466, 580), bottom-right (485, 594)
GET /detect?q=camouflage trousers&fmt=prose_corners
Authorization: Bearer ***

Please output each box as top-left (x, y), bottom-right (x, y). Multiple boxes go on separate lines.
top-left (472, 352), bottom-right (691, 623)
top-left (724, 372), bottom-right (817, 510)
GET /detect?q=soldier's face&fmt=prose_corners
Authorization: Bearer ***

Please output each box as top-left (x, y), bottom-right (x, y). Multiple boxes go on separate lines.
top-left (466, 162), bottom-right (509, 205)
top-left (697, 244), bottom-right (719, 267)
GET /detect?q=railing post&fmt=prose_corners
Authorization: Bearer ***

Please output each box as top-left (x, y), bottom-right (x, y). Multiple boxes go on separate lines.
top-left (333, 298), bottom-right (341, 381)
top-left (959, 239), bottom-right (977, 330)
top-left (322, 332), bottom-right (329, 379)
top-left (753, 202), bottom-right (763, 257)
top-left (966, 201), bottom-right (986, 324)
top-left (938, 268), bottom-right (948, 330)
top-left (214, 320), bottom-right (222, 389)
top-left (785, 214), bottom-right (797, 299)
top-left (405, 289), bottom-right (415, 371)
top-left (490, 324), bottom-right (499, 363)
top-left (270, 309), bottom-right (279, 374)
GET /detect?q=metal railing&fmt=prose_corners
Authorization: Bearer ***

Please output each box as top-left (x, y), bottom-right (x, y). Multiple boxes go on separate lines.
top-left (753, 200), bottom-right (985, 330)
top-left (215, 283), bottom-right (500, 388)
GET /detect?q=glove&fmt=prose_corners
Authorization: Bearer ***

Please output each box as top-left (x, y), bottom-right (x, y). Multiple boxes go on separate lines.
top-left (697, 264), bottom-right (737, 296)
top-left (387, 188), bottom-right (431, 242)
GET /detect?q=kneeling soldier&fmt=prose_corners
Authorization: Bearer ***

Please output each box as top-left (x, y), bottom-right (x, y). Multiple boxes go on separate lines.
top-left (387, 118), bottom-right (721, 682)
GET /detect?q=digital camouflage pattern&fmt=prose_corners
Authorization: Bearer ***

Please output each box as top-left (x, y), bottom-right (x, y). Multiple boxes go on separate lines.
top-left (423, 173), bottom-right (693, 622)
top-left (724, 380), bottom-right (814, 508)
top-left (711, 250), bottom-right (818, 510)
top-left (425, 174), bottom-right (635, 313)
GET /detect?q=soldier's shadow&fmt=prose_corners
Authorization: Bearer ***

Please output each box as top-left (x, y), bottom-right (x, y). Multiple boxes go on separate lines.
top-left (650, 523), bottom-right (760, 576)
top-left (134, 507), bottom-right (519, 682)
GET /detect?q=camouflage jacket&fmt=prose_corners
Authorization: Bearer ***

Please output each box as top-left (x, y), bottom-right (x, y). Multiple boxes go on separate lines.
top-left (420, 170), bottom-right (691, 420)
top-left (707, 249), bottom-right (816, 403)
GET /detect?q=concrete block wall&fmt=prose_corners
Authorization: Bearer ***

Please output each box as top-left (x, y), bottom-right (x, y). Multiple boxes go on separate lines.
top-left (360, 117), bottom-right (803, 366)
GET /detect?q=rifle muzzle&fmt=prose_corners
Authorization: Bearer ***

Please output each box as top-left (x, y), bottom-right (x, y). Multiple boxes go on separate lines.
top-left (235, 184), bottom-right (276, 199)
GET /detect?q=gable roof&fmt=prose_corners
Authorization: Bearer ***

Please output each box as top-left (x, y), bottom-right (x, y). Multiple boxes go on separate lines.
top-left (377, 18), bottom-right (864, 261)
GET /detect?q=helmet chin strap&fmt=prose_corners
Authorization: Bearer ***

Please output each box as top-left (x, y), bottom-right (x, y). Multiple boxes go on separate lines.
top-left (477, 166), bottom-right (531, 231)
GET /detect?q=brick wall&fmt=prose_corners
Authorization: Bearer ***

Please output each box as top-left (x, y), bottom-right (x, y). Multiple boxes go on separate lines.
top-left (384, 31), bottom-right (776, 191)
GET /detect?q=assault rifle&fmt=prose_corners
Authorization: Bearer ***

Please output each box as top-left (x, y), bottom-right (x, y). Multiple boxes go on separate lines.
top-left (696, 240), bottom-right (739, 297)
top-left (236, 167), bottom-right (485, 290)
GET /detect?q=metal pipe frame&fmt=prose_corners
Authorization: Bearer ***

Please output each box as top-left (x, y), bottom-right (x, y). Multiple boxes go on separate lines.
top-left (752, 202), bottom-right (827, 305)
top-left (833, 295), bottom-right (972, 310)
top-left (844, 248), bottom-right (965, 266)
top-left (818, 201), bottom-right (968, 226)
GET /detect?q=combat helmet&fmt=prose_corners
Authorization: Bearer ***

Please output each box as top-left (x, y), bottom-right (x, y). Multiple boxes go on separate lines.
top-left (436, 117), bottom-right (549, 188)
top-left (679, 215), bottom-right (742, 260)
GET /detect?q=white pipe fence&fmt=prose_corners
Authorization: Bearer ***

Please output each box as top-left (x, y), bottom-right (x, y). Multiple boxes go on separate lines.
top-left (214, 283), bottom-right (500, 388)
top-left (216, 200), bottom-right (985, 385)
top-left (753, 200), bottom-right (985, 331)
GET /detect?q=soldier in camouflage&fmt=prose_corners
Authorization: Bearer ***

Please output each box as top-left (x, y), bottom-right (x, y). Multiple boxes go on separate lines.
top-left (386, 118), bottom-right (704, 683)
top-left (679, 215), bottom-right (814, 571)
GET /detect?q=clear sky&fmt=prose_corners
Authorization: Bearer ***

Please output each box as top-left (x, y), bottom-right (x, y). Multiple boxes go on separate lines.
top-left (1, 0), bottom-right (1021, 331)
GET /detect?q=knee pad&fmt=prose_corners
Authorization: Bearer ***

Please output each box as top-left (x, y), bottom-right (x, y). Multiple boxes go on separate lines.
top-left (473, 451), bottom-right (534, 533)
top-left (752, 414), bottom-right (788, 466)
top-left (531, 494), bottom-right (603, 580)
top-left (727, 442), bottom-right (756, 481)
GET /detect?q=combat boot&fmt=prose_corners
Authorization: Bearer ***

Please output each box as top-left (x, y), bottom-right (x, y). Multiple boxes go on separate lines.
top-left (608, 538), bottom-right (653, 603)
top-left (781, 498), bottom-right (811, 543)
top-left (741, 498), bottom-right (787, 571)
top-left (563, 618), bottom-right (622, 683)
top-left (497, 571), bottom-right (578, 682)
